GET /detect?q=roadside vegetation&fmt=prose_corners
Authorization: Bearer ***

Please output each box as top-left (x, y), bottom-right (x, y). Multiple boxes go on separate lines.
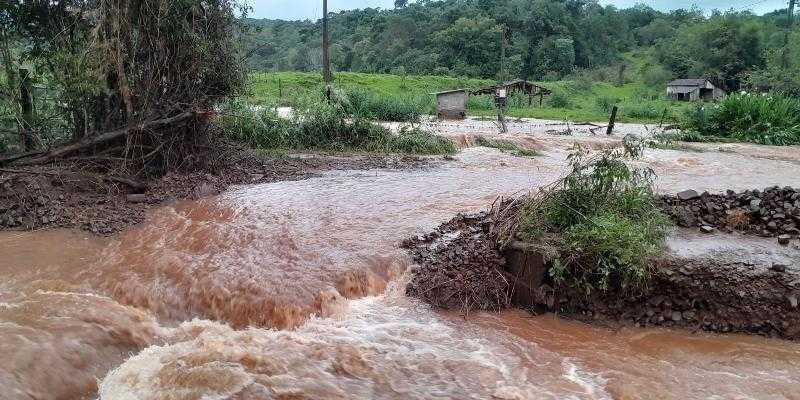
top-left (494, 140), bottom-right (671, 295)
top-left (215, 96), bottom-right (456, 155)
top-left (680, 93), bottom-right (800, 145)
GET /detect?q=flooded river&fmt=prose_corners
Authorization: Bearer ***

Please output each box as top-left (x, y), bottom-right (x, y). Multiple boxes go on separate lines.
top-left (2, 145), bottom-right (800, 399)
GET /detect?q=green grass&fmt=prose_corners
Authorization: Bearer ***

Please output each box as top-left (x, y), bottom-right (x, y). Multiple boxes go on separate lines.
top-left (681, 92), bottom-right (800, 145)
top-left (247, 71), bottom-right (690, 124)
top-left (215, 97), bottom-right (456, 155)
top-left (501, 140), bottom-right (671, 296)
top-left (474, 136), bottom-right (539, 157)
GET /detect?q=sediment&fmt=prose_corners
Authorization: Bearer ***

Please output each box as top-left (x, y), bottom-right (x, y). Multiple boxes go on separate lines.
top-left (0, 147), bottom-right (432, 235)
top-left (404, 206), bottom-right (800, 340)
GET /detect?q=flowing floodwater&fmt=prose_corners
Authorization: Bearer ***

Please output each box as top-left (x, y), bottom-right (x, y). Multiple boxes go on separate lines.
top-left (2, 145), bottom-right (800, 400)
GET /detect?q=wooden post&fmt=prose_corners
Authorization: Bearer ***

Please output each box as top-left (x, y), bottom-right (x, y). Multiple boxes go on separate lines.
top-left (605, 105), bottom-right (618, 136)
top-left (783, 0), bottom-right (796, 68)
top-left (539, 92), bottom-right (543, 106)
top-left (322, 0), bottom-right (332, 99)
top-left (18, 68), bottom-right (35, 151)
top-left (278, 78), bottom-right (283, 99)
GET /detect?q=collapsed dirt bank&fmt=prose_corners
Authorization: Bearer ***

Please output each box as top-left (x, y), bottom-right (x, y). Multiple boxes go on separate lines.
top-left (0, 147), bottom-right (434, 235)
top-left (404, 210), bottom-right (800, 341)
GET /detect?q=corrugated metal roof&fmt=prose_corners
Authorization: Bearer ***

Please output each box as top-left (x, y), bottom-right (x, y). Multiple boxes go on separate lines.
top-left (667, 78), bottom-right (709, 87)
top-left (431, 89), bottom-right (467, 95)
top-left (670, 86), bottom-right (698, 94)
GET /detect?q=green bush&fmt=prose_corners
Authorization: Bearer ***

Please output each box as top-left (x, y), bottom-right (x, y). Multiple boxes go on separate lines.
top-left (682, 92), bottom-right (800, 145)
top-left (548, 91), bottom-right (571, 108)
top-left (343, 88), bottom-right (425, 122)
top-left (390, 126), bottom-right (457, 155)
top-left (507, 141), bottom-right (671, 295)
top-left (594, 95), bottom-right (620, 113)
top-left (474, 136), bottom-right (538, 157)
top-left (216, 97), bottom-right (455, 154)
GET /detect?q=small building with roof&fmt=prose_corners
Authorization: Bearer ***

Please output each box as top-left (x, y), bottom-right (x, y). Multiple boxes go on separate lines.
top-left (432, 89), bottom-right (468, 120)
top-left (667, 78), bottom-right (725, 102)
top-left (471, 79), bottom-right (552, 106)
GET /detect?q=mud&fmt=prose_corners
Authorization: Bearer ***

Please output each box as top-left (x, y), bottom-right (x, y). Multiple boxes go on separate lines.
top-left (0, 149), bottom-right (432, 235)
top-left (403, 212), bottom-right (800, 340)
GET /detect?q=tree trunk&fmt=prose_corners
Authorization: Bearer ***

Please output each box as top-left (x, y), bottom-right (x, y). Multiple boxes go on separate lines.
top-left (18, 68), bottom-right (35, 151)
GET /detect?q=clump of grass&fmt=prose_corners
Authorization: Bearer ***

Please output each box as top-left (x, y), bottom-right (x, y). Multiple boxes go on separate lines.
top-left (343, 87), bottom-right (426, 122)
top-left (474, 136), bottom-right (539, 157)
top-left (682, 92), bottom-right (800, 145)
top-left (215, 97), bottom-right (455, 155)
top-left (390, 126), bottom-right (457, 155)
top-left (494, 139), bottom-right (671, 295)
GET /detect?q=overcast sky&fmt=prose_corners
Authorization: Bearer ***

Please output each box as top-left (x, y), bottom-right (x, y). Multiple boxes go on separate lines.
top-left (247, 0), bottom-right (789, 21)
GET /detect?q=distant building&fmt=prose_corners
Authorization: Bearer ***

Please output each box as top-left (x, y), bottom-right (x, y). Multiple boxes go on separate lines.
top-left (472, 79), bottom-right (552, 106)
top-left (667, 79), bottom-right (725, 102)
top-left (432, 89), bottom-right (467, 120)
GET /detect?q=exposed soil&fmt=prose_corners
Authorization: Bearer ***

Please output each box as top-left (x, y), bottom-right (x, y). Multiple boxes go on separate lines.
top-left (404, 211), bottom-right (800, 341)
top-left (0, 145), bottom-right (434, 235)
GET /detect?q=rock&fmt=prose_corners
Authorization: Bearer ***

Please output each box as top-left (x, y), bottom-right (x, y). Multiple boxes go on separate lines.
top-left (750, 199), bottom-right (762, 208)
top-left (771, 263), bottom-right (788, 273)
top-left (767, 221), bottom-right (778, 231)
top-left (778, 234), bottom-right (792, 245)
top-left (682, 311), bottom-right (695, 320)
top-left (788, 295), bottom-right (798, 309)
top-left (677, 189), bottom-right (700, 201)
top-left (126, 194), bottom-right (148, 203)
top-left (671, 311), bottom-right (682, 322)
top-left (700, 225), bottom-right (715, 234)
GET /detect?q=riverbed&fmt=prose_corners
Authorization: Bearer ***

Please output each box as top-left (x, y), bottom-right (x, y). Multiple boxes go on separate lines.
top-left (2, 128), bottom-right (800, 399)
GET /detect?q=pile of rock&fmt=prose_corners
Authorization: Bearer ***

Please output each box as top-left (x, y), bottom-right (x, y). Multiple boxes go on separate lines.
top-left (661, 186), bottom-right (800, 242)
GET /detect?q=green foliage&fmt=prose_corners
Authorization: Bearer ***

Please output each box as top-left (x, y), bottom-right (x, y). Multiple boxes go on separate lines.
top-left (548, 91), bottom-right (571, 108)
top-left (512, 142), bottom-right (671, 295)
top-left (682, 92), bottom-right (800, 145)
top-left (343, 87), bottom-right (424, 122)
top-left (474, 136), bottom-right (538, 157)
top-left (215, 97), bottom-right (455, 155)
top-left (594, 96), bottom-right (619, 113)
top-left (390, 126), bottom-right (457, 155)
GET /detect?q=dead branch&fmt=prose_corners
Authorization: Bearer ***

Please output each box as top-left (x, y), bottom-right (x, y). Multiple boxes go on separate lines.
top-left (19, 111), bottom-right (198, 165)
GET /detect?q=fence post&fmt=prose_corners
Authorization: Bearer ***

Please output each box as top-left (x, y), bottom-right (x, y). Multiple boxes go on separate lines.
top-left (605, 105), bottom-right (618, 136)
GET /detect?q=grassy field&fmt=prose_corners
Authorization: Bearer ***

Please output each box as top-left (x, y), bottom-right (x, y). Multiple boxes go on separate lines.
top-left (246, 71), bottom-right (691, 123)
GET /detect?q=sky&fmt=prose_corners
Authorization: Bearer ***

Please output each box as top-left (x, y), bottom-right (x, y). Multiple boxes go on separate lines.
top-left (247, 0), bottom-right (789, 21)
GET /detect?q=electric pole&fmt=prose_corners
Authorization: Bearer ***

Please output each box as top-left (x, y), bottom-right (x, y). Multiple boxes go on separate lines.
top-left (322, 0), bottom-right (332, 93)
top-left (783, 0), bottom-right (796, 67)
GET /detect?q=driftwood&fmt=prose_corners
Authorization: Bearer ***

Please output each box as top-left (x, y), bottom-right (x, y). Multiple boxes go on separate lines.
top-left (0, 167), bottom-right (146, 190)
top-left (20, 111), bottom-right (198, 165)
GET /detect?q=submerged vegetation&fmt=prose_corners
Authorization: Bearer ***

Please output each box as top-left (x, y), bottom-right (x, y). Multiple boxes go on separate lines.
top-left (474, 136), bottom-right (538, 157)
top-left (495, 141), bottom-right (671, 295)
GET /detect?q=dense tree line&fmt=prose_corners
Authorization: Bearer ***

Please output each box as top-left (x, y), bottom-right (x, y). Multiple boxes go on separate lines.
top-left (243, 0), bottom-right (799, 93)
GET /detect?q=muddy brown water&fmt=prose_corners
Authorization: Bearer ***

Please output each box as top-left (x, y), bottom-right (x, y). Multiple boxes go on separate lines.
top-left (2, 146), bottom-right (800, 400)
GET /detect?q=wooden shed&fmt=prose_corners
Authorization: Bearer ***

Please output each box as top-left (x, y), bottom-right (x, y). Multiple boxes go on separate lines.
top-left (432, 89), bottom-right (467, 120)
top-left (471, 79), bottom-right (552, 105)
top-left (667, 79), bottom-right (726, 102)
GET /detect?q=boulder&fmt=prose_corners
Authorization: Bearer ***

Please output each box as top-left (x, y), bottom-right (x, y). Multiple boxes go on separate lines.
top-left (677, 189), bottom-right (700, 201)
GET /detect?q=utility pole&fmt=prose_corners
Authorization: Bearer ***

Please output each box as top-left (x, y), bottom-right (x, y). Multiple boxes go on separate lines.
top-left (783, 0), bottom-right (796, 67)
top-left (499, 27), bottom-right (506, 82)
top-left (322, 0), bottom-right (332, 99)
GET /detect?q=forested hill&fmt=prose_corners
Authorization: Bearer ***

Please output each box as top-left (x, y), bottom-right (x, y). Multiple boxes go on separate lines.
top-left (242, 0), bottom-right (799, 93)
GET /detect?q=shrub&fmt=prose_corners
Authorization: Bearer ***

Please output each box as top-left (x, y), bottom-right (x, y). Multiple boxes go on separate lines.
top-left (681, 92), bottom-right (800, 145)
top-left (496, 140), bottom-right (671, 295)
top-left (342, 88), bottom-right (424, 122)
top-left (390, 126), bottom-right (457, 155)
top-left (595, 96), bottom-right (620, 113)
top-left (474, 136), bottom-right (538, 157)
top-left (217, 97), bottom-right (455, 155)
top-left (548, 91), bottom-right (571, 108)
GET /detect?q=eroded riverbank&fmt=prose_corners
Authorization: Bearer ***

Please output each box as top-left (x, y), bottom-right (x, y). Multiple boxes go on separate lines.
top-left (3, 140), bottom-right (800, 399)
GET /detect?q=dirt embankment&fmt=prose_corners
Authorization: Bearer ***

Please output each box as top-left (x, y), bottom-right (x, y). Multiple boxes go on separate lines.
top-left (0, 148), bottom-right (432, 235)
top-left (404, 209), bottom-right (800, 340)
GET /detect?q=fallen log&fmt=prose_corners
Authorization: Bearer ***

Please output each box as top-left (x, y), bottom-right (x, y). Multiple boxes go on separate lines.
top-left (0, 167), bottom-right (147, 190)
top-left (19, 110), bottom-right (198, 165)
